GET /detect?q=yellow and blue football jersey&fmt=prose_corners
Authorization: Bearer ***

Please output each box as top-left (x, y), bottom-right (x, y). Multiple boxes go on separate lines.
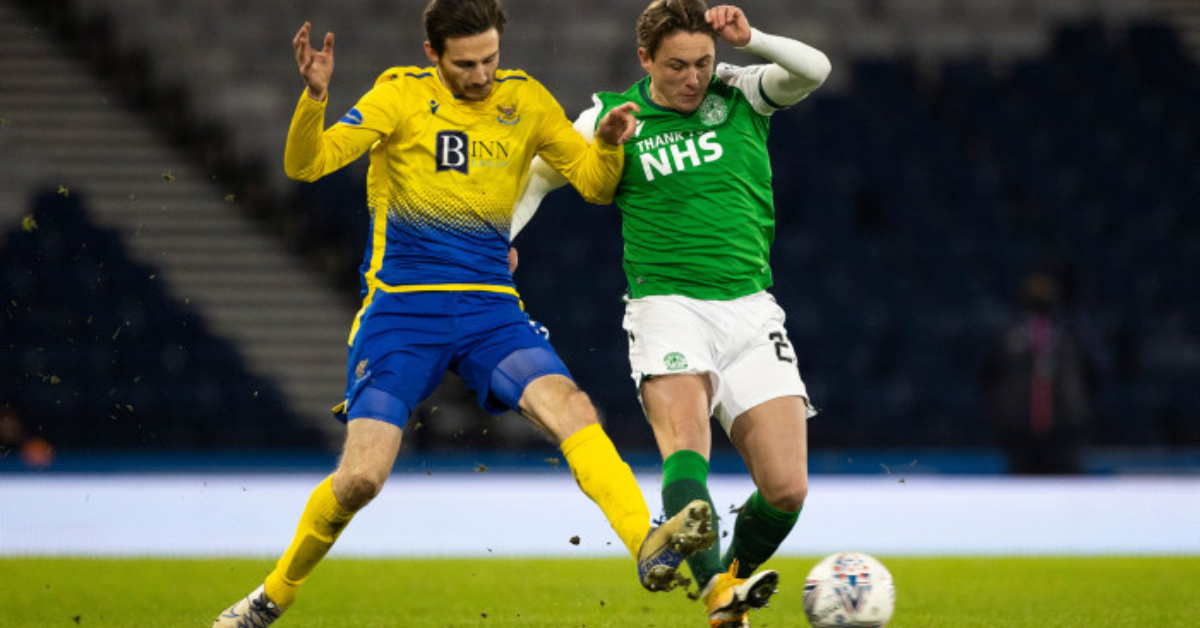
top-left (285, 66), bottom-right (622, 341)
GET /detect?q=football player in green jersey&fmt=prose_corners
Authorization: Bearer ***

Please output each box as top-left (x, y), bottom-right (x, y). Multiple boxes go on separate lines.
top-left (514, 1), bottom-right (830, 625)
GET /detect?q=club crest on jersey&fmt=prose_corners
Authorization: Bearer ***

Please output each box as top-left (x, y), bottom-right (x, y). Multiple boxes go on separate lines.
top-left (339, 107), bottom-right (364, 126)
top-left (697, 94), bottom-right (728, 126)
top-left (496, 104), bottom-right (520, 125)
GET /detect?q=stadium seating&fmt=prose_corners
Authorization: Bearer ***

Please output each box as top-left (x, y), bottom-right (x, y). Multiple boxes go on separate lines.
top-left (0, 190), bottom-right (324, 450)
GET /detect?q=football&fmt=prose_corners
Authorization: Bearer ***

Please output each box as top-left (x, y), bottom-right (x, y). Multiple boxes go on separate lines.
top-left (803, 552), bottom-right (895, 627)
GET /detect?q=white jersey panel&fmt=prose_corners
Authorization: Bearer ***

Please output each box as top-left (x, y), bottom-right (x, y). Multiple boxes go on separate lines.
top-left (716, 63), bottom-right (777, 117)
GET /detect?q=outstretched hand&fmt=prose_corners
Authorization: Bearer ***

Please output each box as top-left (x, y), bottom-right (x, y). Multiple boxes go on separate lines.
top-left (595, 102), bottom-right (642, 146)
top-left (293, 21), bottom-right (335, 101)
top-left (706, 5), bottom-right (752, 48)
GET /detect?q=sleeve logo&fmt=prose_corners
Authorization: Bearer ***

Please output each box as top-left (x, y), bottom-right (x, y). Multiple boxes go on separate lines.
top-left (339, 107), bottom-right (364, 126)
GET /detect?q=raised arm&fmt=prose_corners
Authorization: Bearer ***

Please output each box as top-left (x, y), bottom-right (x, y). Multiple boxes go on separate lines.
top-left (294, 21), bottom-right (334, 102)
top-left (707, 5), bottom-right (831, 110)
top-left (284, 22), bottom-right (388, 182)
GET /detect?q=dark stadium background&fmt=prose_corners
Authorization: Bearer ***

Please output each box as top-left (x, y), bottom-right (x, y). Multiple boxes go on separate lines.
top-left (1, 0), bottom-right (1197, 475)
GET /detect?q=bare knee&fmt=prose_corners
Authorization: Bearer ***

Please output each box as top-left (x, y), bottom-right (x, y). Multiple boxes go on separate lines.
top-left (545, 389), bottom-right (600, 441)
top-left (522, 378), bottom-right (600, 442)
top-left (759, 477), bottom-right (808, 513)
top-left (333, 468), bottom-right (387, 511)
top-left (565, 389), bottom-right (599, 426)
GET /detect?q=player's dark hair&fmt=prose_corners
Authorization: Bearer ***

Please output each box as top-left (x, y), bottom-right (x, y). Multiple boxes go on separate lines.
top-left (635, 0), bottom-right (715, 59)
top-left (424, 0), bottom-right (508, 55)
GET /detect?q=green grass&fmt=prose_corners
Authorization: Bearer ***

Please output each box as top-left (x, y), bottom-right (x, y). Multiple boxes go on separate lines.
top-left (2, 556), bottom-right (1197, 627)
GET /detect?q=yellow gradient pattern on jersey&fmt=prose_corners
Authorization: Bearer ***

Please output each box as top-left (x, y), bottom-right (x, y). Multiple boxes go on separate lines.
top-left (286, 64), bottom-right (622, 347)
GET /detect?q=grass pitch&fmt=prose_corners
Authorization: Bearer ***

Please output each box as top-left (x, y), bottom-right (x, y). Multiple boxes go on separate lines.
top-left (2, 556), bottom-right (1197, 627)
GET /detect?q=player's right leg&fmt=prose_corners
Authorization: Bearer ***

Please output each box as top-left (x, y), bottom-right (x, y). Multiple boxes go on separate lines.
top-left (214, 292), bottom-right (446, 626)
top-left (212, 417), bottom-right (402, 626)
top-left (626, 295), bottom-right (728, 592)
top-left (640, 373), bottom-right (726, 593)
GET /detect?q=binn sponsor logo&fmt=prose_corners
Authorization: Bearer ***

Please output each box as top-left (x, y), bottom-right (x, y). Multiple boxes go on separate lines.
top-left (436, 130), bottom-right (469, 174)
top-left (435, 131), bottom-right (511, 173)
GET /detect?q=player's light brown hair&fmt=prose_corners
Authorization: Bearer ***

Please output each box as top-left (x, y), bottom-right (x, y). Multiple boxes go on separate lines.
top-left (424, 0), bottom-right (508, 55)
top-left (635, 0), bottom-right (716, 59)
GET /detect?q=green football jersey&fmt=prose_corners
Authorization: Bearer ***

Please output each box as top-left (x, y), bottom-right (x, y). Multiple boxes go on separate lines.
top-left (597, 74), bottom-right (775, 300)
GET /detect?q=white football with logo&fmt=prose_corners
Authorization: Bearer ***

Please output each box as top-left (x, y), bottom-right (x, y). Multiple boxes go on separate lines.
top-left (803, 552), bottom-right (895, 627)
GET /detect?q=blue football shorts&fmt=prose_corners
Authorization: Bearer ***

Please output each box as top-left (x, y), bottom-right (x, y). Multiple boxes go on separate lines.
top-left (336, 290), bottom-right (571, 428)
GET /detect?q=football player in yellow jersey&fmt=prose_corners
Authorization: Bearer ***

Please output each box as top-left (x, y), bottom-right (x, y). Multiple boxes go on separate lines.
top-left (212, 1), bottom-right (714, 626)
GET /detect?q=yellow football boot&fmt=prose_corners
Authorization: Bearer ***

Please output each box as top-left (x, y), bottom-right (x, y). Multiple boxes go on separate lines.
top-left (700, 560), bottom-right (780, 628)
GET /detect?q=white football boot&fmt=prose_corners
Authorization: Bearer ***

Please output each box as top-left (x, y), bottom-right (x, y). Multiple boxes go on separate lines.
top-left (637, 499), bottom-right (718, 591)
top-left (212, 584), bottom-right (285, 628)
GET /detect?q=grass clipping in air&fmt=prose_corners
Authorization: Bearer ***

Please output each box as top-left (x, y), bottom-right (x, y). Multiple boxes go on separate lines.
top-left (2, 556), bottom-right (1197, 627)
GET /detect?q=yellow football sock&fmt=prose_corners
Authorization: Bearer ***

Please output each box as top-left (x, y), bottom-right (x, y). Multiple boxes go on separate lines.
top-left (560, 423), bottom-right (651, 558)
top-left (263, 474), bottom-right (356, 608)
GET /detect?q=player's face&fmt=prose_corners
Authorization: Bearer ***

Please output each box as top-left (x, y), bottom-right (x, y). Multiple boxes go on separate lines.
top-left (639, 30), bottom-right (716, 113)
top-left (425, 28), bottom-right (500, 102)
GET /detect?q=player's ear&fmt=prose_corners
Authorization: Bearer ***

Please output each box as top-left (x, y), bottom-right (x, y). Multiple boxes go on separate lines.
top-left (637, 47), bottom-right (653, 74)
top-left (423, 41), bottom-right (439, 65)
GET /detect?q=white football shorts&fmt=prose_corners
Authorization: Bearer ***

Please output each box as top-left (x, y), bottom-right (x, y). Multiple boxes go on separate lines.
top-left (623, 291), bottom-right (815, 434)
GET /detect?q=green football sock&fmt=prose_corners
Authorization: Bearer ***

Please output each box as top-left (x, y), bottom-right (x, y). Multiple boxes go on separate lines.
top-left (723, 489), bottom-right (801, 578)
top-left (661, 449), bottom-right (722, 588)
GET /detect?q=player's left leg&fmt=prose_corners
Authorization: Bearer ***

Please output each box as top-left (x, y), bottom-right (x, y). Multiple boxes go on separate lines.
top-left (700, 396), bottom-right (806, 627)
top-left (710, 293), bottom-right (810, 577)
top-left (723, 395), bottom-right (809, 576)
top-left (519, 372), bottom-right (651, 558)
top-left (461, 305), bottom-right (655, 560)
top-left (518, 373), bottom-right (715, 591)
top-left (702, 291), bottom-right (810, 625)
top-left (456, 296), bottom-right (712, 591)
